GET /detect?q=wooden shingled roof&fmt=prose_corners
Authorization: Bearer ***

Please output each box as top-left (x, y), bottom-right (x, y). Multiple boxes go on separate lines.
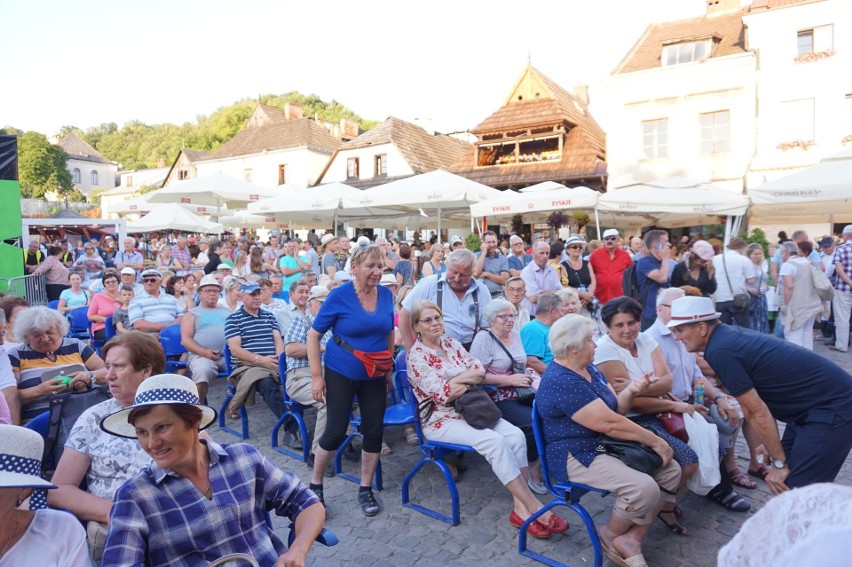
top-left (200, 117), bottom-right (340, 161)
top-left (450, 64), bottom-right (606, 189)
top-left (613, 8), bottom-right (747, 74)
top-left (59, 132), bottom-right (113, 164)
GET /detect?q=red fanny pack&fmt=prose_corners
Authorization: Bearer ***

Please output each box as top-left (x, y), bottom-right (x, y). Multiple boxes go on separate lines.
top-left (333, 336), bottom-right (394, 378)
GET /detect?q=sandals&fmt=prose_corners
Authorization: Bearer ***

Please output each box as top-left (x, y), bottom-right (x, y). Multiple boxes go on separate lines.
top-left (706, 488), bottom-right (751, 512)
top-left (657, 509), bottom-right (689, 536)
top-left (404, 427), bottom-right (419, 446)
top-left (747, 464), bottom-right (771, 480)
top-left (380, 441), bottom-right (393, 456)
top-left (728, 468), bottom-right (758, 489)
top-left (599, 535), bottom-right (648, 567)
top-left (227, 405), bottom-right (240, 420)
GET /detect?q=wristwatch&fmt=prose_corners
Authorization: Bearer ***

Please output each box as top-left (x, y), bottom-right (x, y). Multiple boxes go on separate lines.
top-left (769, 457), bottom-right (787, 469)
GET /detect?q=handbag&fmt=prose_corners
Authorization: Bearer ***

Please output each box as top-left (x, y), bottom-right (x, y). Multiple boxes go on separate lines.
top-left (596, 435), bottom-right (662, 475)
top-left (333, 336), bottom-right (394, 378)
top-left (658, 394), bottom-right (689, 442)
top-left (486, 330), bottom-right (535, 405)
top-left (453, 386), bottom-right (502, 429)
top-left (811, 264), bottom-right (835, 302)
top-left (722, 252), bottom-right (750, 308)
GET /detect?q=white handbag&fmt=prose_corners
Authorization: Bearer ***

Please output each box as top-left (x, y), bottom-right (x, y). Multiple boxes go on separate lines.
top-left (683, 412), bottom-right (721, 495)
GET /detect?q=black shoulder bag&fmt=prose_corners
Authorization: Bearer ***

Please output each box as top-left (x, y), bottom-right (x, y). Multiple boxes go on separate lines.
top-left (487, 330), bottom-right (535, 405)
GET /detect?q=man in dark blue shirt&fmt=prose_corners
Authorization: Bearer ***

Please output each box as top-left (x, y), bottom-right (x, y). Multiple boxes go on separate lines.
top-left (669, 296), bottom-right (852, 495)
top-left (636, 230), bottom-right (670, 331)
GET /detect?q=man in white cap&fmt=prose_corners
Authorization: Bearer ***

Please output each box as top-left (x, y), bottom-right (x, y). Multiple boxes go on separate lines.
top-left (128, 269), bottom-right (181, 335)
top-left (180, 274), bottom-right (229, 402)
top-left (831, 225), bottom-right (852, 352)
top-left (119, 267), bottom-right (144, 294)
top-left (668, 295), bottom-right (852, 495)
top-left (589, 229), bottom-right (633, 304)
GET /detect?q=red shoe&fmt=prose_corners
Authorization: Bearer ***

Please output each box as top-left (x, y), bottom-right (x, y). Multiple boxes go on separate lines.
top-left (509, 510), bottom-right (551, 539)
top-left (542, 513), bottom-right (569, 534)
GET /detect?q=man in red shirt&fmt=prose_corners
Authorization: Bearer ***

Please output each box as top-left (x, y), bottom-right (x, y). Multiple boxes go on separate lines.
top-left (589, 228), bottom-right (633, 304)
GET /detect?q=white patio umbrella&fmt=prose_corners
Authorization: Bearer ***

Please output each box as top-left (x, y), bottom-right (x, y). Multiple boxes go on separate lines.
top-left (110, 194), bottom-right (221, 216)
top-left (220, 210), bottom-right (330, 230)
top-left (339, 170), bottom-right (503, 237)
top-left (127, 205), bottom-right (223, 234)
top-left (749, 148), bottom-right (852, 217)
top-left (147, 173), bottom-right (280, 209)
top-left (346, 212), bottom-right (472, 231)
top-left (470, 185), bottom-right (600, 220)
top-left (519, 181), bottom-right (569, 193)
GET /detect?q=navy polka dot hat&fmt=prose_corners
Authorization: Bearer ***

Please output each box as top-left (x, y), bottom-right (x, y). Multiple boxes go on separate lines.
top-left (99, 374), bottom-right (217, 439)
top-left (0, 425), bottom-right (57, 489)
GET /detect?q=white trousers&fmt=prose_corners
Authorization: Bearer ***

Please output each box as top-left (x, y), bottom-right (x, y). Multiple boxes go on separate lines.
top-left (425, 417), bottom-right (527, 485)
top-left (786, 313), bottom-right (817, 350)
top-left (833, 291), bottom-right (852, 352)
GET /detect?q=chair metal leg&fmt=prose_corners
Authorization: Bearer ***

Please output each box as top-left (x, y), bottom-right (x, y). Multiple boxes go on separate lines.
top-left (518, 500), bottom-right (603, 567)
top-left (218, 389), bottom-right (249, 440)
top-left (270, 411), bottom-right (311, 462)
top-left (333, 432), bottom-right (381, 490)
top-left (400, 456), bottom-right (462, 526)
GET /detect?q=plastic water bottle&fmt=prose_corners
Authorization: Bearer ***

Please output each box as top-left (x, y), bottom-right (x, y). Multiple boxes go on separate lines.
top-left (694, 383), bottom-right (705, 405)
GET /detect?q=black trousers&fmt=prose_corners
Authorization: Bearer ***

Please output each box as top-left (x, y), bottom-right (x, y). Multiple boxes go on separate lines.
top-left (782, 415), bottom-right (852, 488)
top-left (318, 367), bottom-right (386, 454)
top-left (716, 300), bottom-right (751, 328)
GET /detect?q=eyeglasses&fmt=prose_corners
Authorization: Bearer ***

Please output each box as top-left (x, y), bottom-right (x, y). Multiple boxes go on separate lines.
top-left (568, 245), bottom-right (584, 250)
top-left (418, 315), bottom-right (442, 325)
top-left (104, 279), bottom-right (118, 284)
top-left (495, 313), bottom-right (518, 321)
top-left (142, 278), bottom-right (159, 283)
top-left (604, 236), bottom-right (618, 241)
top-left (505, 287), bottom-right (526, 294)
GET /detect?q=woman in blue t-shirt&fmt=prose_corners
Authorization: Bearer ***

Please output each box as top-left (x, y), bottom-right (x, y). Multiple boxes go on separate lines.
top-left (307, 245), bottom-right (395, 517)
top-left (58, 272), bottom-right (90, 315)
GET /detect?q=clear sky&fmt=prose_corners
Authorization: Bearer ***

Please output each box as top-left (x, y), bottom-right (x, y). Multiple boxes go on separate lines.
top-left (1, 0), bottom-right (709, 138)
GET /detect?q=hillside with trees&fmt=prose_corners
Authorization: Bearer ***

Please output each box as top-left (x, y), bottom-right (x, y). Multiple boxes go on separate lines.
top-left (57, 92), bottom-right (379, 170)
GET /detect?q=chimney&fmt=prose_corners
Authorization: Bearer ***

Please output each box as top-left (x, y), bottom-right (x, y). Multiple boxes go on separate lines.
top-left (573, 85), bottom-right (590, 106)
top-left (340, 118), bottom-right (359, 141)
top-left (706, 0), bottom-right (742, 15)
top-left (283, 103), bottom-right (303, 120)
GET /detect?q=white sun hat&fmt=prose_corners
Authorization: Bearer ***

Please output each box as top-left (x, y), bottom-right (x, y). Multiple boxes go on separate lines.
top-left (666, 296), bottom-right (722, 329)
top-left (0, 424), bottom-right (57, 489)
top-left (99, 374), bottom-right (217, 439)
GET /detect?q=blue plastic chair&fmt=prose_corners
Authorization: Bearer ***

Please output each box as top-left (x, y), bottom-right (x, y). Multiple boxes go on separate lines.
top-left (159, 324), bottom-right (188, 374)
top-left (517, 400), bottom-right (609, 567)
top-left (217, 345), bottom-right (250, 439)
top-left (67, 306), bottom-right (90, 341)
top-left (270, 353), bottom-right (311, 463)
top-left (103, 316), bottom-right (116, 341)
top-left (47, 300), bottom-right (60, 310)
top-left (333, 352), bottom-right (416, 491)
top-left (24, 410), bottom-right (50, 437)
top-left (397, 351), bottom-right (477, 526)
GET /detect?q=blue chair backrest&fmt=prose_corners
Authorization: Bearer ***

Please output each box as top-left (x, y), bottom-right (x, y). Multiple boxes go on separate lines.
top-left (394, 352), bottom-right (426, 446)
top-left (277, 352), bottom-right (292, 401)
top-left (25, 411), bottom-right (50, 438)
top-left (530, 399), bottom-right (557, 492)
top-left (68, 306), bottom-right (89, 333)
top-left (223, 344), bottom-right (233, 374)
top-left (103, 316), bottom-right (116, 341)
top-left (159, 324), bottom-right (186, 357)
top-left (48, 300), bottom-right (60, 310)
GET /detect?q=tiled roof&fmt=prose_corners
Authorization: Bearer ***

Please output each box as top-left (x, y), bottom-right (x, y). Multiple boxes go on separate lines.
top-left (749, 0), bottom-right (822, 10)
top-left (340, 117), bottom-right (470, 173)
top-left (450, 65), bottom-right (606, 189)
top-left (181, 149), bottom-right (208, 163)
top-left (200, 118), bottom-right (340, 161)
top-left (255, 103), bottom-right (288, 124)
top-left (59, 132), bottom-right (112, 164)
top-left (613, 9), bottom-right (747, 74)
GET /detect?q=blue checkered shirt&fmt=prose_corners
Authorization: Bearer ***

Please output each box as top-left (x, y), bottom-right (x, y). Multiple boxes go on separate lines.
top-left (834, 241), bottom-right (852, 294)
top-left (283, 314), bottom-right (330, 370)
top-left (102, 441), bottom-right (320, 567)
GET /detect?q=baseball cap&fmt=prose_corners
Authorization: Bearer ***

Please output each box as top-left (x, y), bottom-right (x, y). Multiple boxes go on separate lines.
top-left (379, 273), bottom-right (398, 286)
top-left (239, 282), bottom-right (261, 294)
top-left (356, 236), bottom-right (371, 247)
top-left (451, 235), bottom-right (464, 245)
top-left (140, 268), bottom-right (162, 279)
top-left (216, 263), bottom-right (232, 271)
top-left (120, 267), bottom-right (136, 276)
top-left (334, 271), bottom-right (352, 282)
top-left (692, 240), bottom-right (715, 261)
top-left (843, 225), bottom-right (852, 235)
top-left (309, 286), bottom-right (329, 302)
top-left (603, 229), bottom-right (619, 239)
top-left (818, 237), bottom-right (834, 249)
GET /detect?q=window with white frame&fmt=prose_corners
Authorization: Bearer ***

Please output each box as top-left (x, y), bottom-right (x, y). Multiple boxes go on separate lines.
top-left (71, 168), bottom-right (80, 184)
top-left (178, 169), bottom-right (189, 180)
top-left (90, 170), bottom-right (98, 185)
top-left (374, 154), bottom-right (387, 177)
top-left (347, 157), bottom-right (360, 179)
top-left (797, 24), bottom-right (833, 54)
top-left (662, 40), bottom-right (711, 66)
top-left (244, 168), bottom-right (253, 183)
top-left (641, 119), bottom-right (668, 159)
top-left (781, 98), bottom-right (815, 141)
top-left (700, 110), bottom-right (730, 154)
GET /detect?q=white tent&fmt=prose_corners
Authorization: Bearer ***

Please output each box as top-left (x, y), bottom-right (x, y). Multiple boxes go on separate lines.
top-left (519, 181), bottom-right (569, 193)
top-left (749, 148), bottom-right (852, 217)
top-left (127, 205), bottom-right (223, 234)
top-left (220, 210), bottom-right (329, 230)
top-left (147, 173), bottom-right (280, 209)
top-left (110, 193), bottom-right (221, 216)
top-left (346, 212), bottom-right (471, 231)
top-left (339, 170), bottom-right (502, 236)
top-left (469, 186), bottom-right (600, 221)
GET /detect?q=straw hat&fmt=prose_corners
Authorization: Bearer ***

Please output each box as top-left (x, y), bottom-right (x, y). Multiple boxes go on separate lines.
top-left (100, 374), bottom-right (217, 439)
top-left (320, 233), bottom-right (339, 247)
top-left (0, 424), bottom-right (57, 489)
top-left (666, 296), bottom-right (721, 329)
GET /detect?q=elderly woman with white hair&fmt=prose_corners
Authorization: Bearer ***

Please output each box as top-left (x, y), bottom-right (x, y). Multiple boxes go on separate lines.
top-left (217, 275), bottom-right (243, 313)
top-left (7, 307), bottom-right (106, 423)
top-left (537, 314), bottom-right (681, 567)
top-left (470, 298), bottom-right (546, 494)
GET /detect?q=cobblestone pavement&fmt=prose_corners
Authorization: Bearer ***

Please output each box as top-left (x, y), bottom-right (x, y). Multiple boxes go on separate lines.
top-left (205, 339), bottom-right (852, 566)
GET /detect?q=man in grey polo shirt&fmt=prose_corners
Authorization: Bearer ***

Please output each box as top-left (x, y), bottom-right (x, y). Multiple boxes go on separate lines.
top-left (473, 230), bottom-right (510, 298)
top-left (128, 269), bottom-right (181, 335)
top-left (399, 249), bottom-right (491, 350)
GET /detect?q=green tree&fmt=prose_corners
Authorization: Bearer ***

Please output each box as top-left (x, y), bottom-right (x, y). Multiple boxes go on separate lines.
top-left (18, 131), bottom-right (75, 200)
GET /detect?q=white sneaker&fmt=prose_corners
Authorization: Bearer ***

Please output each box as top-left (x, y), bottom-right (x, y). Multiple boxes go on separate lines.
top-left (527, 477), bottom-right (548, 495)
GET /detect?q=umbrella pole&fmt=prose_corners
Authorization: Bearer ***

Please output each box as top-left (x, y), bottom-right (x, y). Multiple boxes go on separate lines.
top-left (438, 207), bottom-right (442, 243)
top-left (594, 208), bottom-right (601, 240)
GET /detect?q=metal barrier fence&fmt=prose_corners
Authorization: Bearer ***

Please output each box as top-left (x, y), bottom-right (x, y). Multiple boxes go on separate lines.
top-left (0, 274), bottom-right (48, 306)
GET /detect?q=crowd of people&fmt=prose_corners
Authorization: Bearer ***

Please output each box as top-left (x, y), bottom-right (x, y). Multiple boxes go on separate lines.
top-left (2, 223), bottom-right (851, 566)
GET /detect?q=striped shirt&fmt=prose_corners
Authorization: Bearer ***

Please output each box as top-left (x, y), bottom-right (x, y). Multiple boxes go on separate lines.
top-left (225, 307), bottom-right (279, 360)
top-left (8, 338), bottom-right (96, 421)
top-left (102, 441), bottom-right (319, 567)
top-left (128, 290), bottom-right (179, 328)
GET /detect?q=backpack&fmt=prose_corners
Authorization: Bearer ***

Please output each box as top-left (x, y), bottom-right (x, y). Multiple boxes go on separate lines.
top-left (42, 384), bottom-right (111, 476)
top-left (622, 261), bottom-right (643, 300)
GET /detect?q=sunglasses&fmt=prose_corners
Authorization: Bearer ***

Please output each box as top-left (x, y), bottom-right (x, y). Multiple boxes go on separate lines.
top-left (604, 236), bottom-right (618, 241)
top-left (142, 278), bottom-right (159, 283)
top-left (568, 245), bottom-right (584, 250)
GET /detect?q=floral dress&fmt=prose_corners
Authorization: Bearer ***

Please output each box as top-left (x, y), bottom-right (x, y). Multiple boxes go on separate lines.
top-left (407, 335), bottom-right (485, 432)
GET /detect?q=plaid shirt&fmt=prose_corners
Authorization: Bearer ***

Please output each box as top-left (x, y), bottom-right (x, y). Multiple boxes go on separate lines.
top-left (283, 314), bottom-right (330, 370)
top-left (171, 245), bottom-right (192, 273)
top-left (102, 441), bottom-right (319, 567)
top-left (834, 241), bottom-right (852, 294)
